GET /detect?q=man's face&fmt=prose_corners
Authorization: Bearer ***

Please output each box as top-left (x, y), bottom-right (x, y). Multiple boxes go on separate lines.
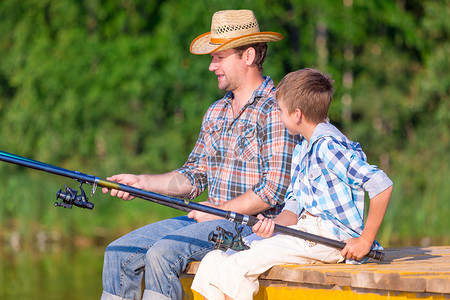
top-left (277, 98), bottom-right (300, 135)
top-left (209, 49), bottom-right (246, 92)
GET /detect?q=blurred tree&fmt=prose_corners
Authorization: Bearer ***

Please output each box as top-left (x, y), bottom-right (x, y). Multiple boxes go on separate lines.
top-left (0, 0), bottom-right (448, 245)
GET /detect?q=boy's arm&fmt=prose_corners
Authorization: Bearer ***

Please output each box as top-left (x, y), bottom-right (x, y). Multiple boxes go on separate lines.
top-left (252, 210), bottom-right (298, 238)
top-left (340, 185), bottom-right (393, 260)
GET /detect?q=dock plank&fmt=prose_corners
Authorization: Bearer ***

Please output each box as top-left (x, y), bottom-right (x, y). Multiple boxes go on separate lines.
top-left (182, 246), bottom-right (450, 298)
top-left (260, 246), bottom-right (450, 294)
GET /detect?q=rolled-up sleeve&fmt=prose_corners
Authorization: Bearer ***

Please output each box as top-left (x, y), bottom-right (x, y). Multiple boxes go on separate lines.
top-left (319, 139), bottom-right (393, 199)
top-left (175, 121), bottom-right (209, 199)
top-left (281, 185), bottom-right (303, 216)
top-left (363, 170), bottom-right (393, 199)
top-left (252, 104), bottom-right (295, 207)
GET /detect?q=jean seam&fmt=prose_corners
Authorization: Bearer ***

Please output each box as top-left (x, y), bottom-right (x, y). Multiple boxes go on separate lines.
top-left (165, 244), bottom-right (215, 298)
top-left (119, 245), bottom-right (152, 298)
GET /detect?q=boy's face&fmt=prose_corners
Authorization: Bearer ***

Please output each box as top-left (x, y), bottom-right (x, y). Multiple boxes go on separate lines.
top-left (277, 98), bottom-right (301, 135)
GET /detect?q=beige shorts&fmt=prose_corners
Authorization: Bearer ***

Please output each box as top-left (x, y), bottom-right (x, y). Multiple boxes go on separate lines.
top-left (191, 214), bottom-right (344, 300)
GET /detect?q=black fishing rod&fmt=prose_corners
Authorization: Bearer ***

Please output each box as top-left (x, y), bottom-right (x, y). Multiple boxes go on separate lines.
top-left (0, 150), bottom-right (384, 261)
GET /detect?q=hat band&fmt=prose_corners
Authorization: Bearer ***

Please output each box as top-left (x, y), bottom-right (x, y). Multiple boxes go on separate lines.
top-left (210, 37), bottom-right (232, 45)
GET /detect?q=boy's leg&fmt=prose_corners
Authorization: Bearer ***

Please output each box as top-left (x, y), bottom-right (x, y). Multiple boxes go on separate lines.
top-left (191, 233), bottom-right (265, 300)
top-left (101, 216), bottom-right (197, 300)
top-left (190, 250), bottom-right (229, 300)
top-left (209, 216), bottom-right (343, 300)
top-left (142, 219), bottom-right (253, 300)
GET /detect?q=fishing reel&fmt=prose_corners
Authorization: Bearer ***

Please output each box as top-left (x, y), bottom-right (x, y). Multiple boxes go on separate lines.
top-left (55, 182), bottom-right (94, 210)
top-left (208, 223), bottom-right (250, 252)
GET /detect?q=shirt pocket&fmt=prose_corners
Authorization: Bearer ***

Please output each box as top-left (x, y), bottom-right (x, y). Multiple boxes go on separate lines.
top-left (202, 120), bottom-right (223, 157)
top-left (308, 167), bottom-right (326, 196)
top-left (234, 123), bottom-right (258, 161)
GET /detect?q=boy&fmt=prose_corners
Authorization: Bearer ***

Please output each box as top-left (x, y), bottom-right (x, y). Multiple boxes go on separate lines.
top-left (191, 68), bottom-right (393, 300)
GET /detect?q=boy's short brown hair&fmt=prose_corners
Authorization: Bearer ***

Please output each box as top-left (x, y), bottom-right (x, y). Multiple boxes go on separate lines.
top-left (275, 68), bottom-right (334, 124)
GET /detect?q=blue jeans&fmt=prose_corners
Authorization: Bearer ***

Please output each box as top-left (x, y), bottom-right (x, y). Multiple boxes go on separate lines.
top-left (100, 215), bottom-right (253, 300)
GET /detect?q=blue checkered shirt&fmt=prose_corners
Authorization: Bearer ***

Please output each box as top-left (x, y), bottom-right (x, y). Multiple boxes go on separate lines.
top-left (283, 122), bottom-right (393, 241)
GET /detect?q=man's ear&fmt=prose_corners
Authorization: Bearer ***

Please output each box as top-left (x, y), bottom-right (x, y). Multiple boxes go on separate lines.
top-left (245, 47), bottom-right (256, 66)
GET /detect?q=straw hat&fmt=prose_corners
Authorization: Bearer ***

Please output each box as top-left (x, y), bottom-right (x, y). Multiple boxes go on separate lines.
top-left (190, 10), bottom-right (283, 55)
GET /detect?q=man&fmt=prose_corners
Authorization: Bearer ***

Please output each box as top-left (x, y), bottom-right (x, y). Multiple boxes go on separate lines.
top-left (101, 10), bottom-right (295, 300)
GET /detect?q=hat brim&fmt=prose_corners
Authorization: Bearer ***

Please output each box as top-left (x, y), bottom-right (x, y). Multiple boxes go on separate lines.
top-left (190, 32), bottom-right (283, 55)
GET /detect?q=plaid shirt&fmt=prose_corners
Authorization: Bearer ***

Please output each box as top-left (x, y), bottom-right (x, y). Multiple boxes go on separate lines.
top-left (283, 122), bottom-right (393, 240)
top-left (176, 77), bottom-right (295, 218)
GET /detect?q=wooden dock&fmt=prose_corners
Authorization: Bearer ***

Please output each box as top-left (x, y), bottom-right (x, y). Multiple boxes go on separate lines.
top-left (180, 246), bottom-right (450, 299)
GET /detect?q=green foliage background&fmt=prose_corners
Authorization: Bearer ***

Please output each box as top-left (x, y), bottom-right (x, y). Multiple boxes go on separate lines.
top-left (0, 0), bottom-right (448, 247)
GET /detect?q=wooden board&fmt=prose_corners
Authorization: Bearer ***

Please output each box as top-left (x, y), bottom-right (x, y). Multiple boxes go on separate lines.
top-left (182, 246), bottom-right (450, 298)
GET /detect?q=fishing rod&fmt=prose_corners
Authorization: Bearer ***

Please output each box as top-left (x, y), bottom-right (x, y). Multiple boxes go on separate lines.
top-left (0, 150), bottom-right (384, 261)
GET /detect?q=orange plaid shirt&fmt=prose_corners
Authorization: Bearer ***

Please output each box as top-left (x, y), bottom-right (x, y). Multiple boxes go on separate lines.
top-left (176, 77), bottom-right (295, 218)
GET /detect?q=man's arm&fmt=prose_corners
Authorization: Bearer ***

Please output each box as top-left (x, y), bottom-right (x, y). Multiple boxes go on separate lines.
top-left (340, 185), bottom-right (393, 260)
top-left (187, 189), bottom-right (270, 223)
top-left (102, 171), bottom-right (193, 200)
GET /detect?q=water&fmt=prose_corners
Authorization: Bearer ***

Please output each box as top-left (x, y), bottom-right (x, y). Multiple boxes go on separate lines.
top-left (0, 245), bottom-right (104, 300)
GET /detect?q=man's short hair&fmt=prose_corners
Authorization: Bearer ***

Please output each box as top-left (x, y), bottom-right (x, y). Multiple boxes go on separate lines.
top-left (233, 43), bottom-right (268, 73)
top-left (275, 68), bottom-right (334, 124)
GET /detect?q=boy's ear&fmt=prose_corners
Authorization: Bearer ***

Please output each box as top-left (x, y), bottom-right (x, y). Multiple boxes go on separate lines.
top-left (294, 108), bottom-right (303, 123)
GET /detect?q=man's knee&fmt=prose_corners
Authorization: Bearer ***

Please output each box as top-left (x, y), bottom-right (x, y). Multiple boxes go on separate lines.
top-left (145, 239), bottom-right (177, 268)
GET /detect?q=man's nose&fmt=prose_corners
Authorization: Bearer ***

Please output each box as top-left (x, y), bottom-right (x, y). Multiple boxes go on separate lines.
top-left (209, 56), bottom-right (220, 72)
top-left (209, 61), bottom-right (218, 72)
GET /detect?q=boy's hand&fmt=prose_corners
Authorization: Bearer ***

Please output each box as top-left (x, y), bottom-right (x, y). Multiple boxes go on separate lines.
top-left (340, 237), bottom-right (373, 261)
top-left (187, 201), bottom-right (221, 223)
top-left (252, 214), bottom-right (275, 238)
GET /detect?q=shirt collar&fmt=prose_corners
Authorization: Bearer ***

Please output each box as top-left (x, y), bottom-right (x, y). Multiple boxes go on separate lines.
top-left (223, 76), bottom-right (274, 106)
top-left (306, 122), bottom-right (341, 152)
top-left (307, 122), bottom-right (364, 156)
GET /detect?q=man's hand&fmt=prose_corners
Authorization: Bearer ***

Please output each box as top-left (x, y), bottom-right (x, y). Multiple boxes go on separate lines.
top-left (252, 214), bottom-right (275, 238)
top-left (340, 236), bottom-right (372, 261)
top-left (187, 201), bottom-right (222, 223)
top-left (102, 174), bottom-right (144, 201)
